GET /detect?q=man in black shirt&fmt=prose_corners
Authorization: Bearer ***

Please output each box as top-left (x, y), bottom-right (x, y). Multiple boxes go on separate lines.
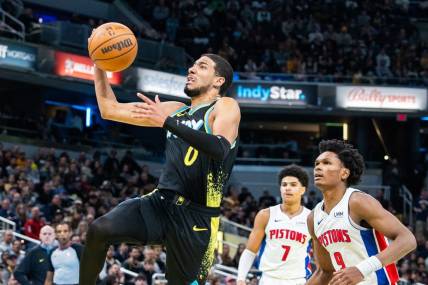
top-left (80, 53), bottom-right (240, 285)
top-left (14, 225), bottom-right (56, 285)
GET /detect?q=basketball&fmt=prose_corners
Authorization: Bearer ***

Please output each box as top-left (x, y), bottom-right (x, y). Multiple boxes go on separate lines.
top-left (88, 22), bottom-right (138, 72)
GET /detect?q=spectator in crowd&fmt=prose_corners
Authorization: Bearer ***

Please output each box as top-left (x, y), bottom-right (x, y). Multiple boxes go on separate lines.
top-left (45, 223), bottom-right (82, 285)
top-left (24, 207), bottom-right (45, 240)
top-left (99, 245), bottom-right (121, 280)
top-left (123, 247), bottom-right (144, 277)
top-left (10, 240), bottom-right (24, 265)
top-left (220, 244), bottom-right (234, 267)
top-left (1, 252), bottom-right (18, 285)
top-left (0, 230), bottom-right (14, 255)
top-left (14, 225), bottom-right (56, 285)
top-left (134, 274), bottom-right (148, 285)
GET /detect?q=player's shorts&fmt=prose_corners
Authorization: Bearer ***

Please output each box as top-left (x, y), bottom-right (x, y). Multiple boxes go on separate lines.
top-left (139, 189), bottom-right (220, 285)
top-left (259, 275), bottom-right (306, 285)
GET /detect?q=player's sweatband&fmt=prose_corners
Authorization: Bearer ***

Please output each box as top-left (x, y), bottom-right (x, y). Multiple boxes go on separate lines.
top-left (237, 249), bottom-right (256, 281)
top-left (163, 116), bottom-right (231, 160)
top-left (355, 256), bottom-right (382, 278)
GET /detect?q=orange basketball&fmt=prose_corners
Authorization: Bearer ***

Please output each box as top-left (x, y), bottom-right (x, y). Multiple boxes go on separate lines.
top-left (88, 22), bottom-right (138, 72)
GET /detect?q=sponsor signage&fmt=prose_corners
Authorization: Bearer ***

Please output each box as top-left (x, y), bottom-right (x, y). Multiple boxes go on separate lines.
top-left (137, 68), bottom-right (187, 98)
top-left (230, 82), bottom-right (317, 106)
top-left (0, 41), bottom-right (36, 69)
top-left (336, 86), bottom-right (427, 111)
top-left (55, 51), bottom-right (121, 85)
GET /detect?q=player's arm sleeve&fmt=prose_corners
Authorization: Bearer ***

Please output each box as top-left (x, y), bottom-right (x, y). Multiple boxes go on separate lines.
top-left (237, 249), bottom-right (256, 281)
top-left (13, 251), bottom-right (32, 285)
top-left (163, 116), bottom-right (231, 160)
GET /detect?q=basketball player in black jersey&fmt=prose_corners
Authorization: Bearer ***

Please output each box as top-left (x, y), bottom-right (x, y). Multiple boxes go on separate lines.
top-left (79, 54), bottom-right (240, 285)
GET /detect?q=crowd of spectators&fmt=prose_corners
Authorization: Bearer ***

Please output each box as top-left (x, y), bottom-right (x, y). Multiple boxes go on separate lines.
top-left (129, 0), bottom-right (428, 85)
top-left (0, 142), bottom-right (426, 284)
top-left (0, 143), bottom-right (163, 284)
top-left (2, 0), bottom-right (428, 84)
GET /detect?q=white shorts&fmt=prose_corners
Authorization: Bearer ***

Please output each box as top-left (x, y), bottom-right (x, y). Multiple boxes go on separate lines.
top-left (259, 275), bottom-right (306, 285)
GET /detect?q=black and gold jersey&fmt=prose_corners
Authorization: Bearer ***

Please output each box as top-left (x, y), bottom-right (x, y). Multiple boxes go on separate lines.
top-left (157, 101), bottom-right (238, 208)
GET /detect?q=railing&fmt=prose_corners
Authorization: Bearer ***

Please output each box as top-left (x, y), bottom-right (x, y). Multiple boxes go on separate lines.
top-left (0, 7), bottom-right (25, 40)
top-left (400, 185), bottom-right (414, 227)
top-left (0, 216), bottom-right (16, 231)
top-left (5, 0), bottom-right (24, 17)
top-left (220, 217), bottom-right (252, 237)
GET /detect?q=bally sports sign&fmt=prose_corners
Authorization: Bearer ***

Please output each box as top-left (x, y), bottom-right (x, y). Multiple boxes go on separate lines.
top-left (336, 86), bottom-right (427, 111)
top-left (55, 51), bottom-right (121, 85)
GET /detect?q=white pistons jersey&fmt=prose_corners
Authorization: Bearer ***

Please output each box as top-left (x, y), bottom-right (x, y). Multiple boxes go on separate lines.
top-left (313, 188), bottom-right (399, 285)
top-left (257, 205), bottom-right (312, 282)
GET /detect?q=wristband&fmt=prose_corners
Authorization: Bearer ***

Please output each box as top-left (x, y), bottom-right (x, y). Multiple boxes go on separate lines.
top-left (355, 256), bottom-right (382, 278)
top-left (237, 249), bottom-right (256, 281)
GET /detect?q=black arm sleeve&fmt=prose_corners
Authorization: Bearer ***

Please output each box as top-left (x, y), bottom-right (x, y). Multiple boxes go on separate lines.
top-left (163, 116), bottom-right (231, 160)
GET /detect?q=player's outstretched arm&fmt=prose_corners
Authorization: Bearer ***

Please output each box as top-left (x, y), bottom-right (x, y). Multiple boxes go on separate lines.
top-left (306, 211), bottom-right (335, 285)
top-left (93, 67), bottom-right (184, 127)
top-left (132, 95), bottom-right (240, 160)
top-left (237, 208), bottom-right (269, 284)
top-left (329, 192), bottom-right (416, 285)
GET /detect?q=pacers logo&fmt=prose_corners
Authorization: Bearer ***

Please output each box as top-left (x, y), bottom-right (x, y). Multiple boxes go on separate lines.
top-left (101, 38), bottom-right (133, 54)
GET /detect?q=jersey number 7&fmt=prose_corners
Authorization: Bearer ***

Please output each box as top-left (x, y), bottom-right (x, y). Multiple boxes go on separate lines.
top-left (281, 245), bottom-right (291, 261)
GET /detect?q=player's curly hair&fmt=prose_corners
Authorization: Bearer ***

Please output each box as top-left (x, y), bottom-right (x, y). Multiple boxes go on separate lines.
top-left (278, 164), bottom-right (309, 188)
top-left (318, 139), bottom-right (365, 186)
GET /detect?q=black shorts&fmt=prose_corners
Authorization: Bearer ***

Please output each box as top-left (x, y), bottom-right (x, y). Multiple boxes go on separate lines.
top-left (138, 189), bottom-right (220, 285)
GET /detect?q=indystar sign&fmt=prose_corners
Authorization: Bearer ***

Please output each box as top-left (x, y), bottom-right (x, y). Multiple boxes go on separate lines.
top-left (336, 86), bottom-right (427, 111)
top-left (230, 82), bottom-right (317, 106)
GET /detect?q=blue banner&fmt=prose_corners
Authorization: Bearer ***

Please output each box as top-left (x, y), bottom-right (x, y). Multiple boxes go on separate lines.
top-left (230, 82), bottom-right (317, 106)
top-left (0, 40), bottom-right (36, 70)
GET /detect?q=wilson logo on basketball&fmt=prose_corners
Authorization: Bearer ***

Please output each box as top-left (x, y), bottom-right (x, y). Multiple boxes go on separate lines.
top-left (101, 38), bottom-right (133, 54)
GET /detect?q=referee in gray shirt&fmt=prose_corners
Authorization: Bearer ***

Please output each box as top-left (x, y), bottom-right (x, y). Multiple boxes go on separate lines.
top-left (45, 222), bottom-right (82, 285)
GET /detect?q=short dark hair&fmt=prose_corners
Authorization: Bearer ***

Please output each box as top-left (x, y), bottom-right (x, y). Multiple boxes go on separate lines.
top-left (318, 139), bottom-right (365, 186)
top-left (278, 165), bottom-right (309, 188)
top-left (55, 221), bottom-right (71, 231)
top-left (202, 53), bottom-right (233, 96)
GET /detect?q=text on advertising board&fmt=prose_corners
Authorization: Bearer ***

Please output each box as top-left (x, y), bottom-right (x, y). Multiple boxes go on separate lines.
top-left (137, 68), bottom-right (187, 98)
top-left (336, 86), bottom-right (427, 111)
top-left (230, 82), bottom-right (317, 106)
top-left (55, 51), bottom-right (121, 85)
top-left (0, 42), bottom-right (36, 69)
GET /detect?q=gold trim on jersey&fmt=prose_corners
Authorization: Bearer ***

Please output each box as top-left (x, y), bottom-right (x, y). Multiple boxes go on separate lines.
top-left (198, 216), bottom-right (220, 281)
top-left (171, 105), bottom-right (190, 117)
top-left (203, 105), bottom-right (215, 134)
top-left (189, 102), bottom-right (213, 115)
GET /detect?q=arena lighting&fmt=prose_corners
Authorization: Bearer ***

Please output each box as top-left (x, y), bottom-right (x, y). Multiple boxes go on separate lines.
top-left (421, 116), bottom-right (428, 121)
top-left (86, 107), bottom-right (92, 127)
top-left (343, 123), bottom-right (349, 141)
top-left (384, 155), bottom-right (389, 161)
top-left (45, 100), bottom-right (93, 127)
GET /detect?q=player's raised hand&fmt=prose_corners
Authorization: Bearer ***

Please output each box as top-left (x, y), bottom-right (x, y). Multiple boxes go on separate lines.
top-left (131, 93), bottom-right (168, 127)
top-left (329, 267), bottom-right (364, 285)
